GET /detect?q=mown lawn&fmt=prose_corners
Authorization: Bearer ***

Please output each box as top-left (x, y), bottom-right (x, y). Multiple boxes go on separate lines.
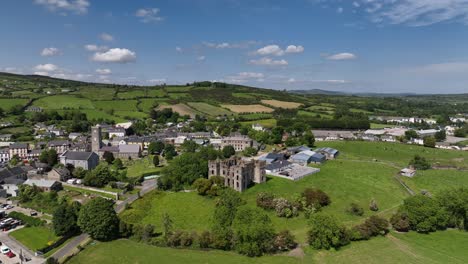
top-left (68, 239), bottom-right (300, 264)
top-left (10, 226), bottom-right (59, 251)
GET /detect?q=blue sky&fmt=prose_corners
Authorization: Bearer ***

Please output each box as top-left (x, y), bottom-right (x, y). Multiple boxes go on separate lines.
top-left (1, 0), bottom-right (468, 93)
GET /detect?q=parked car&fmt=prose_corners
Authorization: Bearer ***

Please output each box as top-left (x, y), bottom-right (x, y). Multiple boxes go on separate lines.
top-left (4, 205), bottom-right (13, 210)
top-left (1, 246), bottom-right (10, 254)
top-left (30, 211), bottom-right (38, 216)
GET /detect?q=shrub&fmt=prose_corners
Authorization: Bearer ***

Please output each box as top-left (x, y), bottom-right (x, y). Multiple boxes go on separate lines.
top-left (167, 230), bottom-right (194, 248)
top-left (350, 216), bottom-right (389, 241)
top-left (409, 155), bottom-right (431, 170)
top-left (256, 192), bottom-right (276, 210)
top-left (307, 214), bottom-right (350, 250)
top-left (9, 211), bottom-right (45, 227)
top-left (273, 230), bottom-right (297, 251)
top-left (346, 203), bottom-right (364, 216)
top-left (390, 212), bottom-right (410, 232)
top-left (199, 231), bottom-right (212, 248)
top-left (302, 188), bottom-right (330, 208)
top-left (274, 198), bottom-right (299, 218)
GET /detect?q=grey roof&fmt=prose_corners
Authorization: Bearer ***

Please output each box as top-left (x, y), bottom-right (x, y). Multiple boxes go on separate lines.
top-left (119, 144), bottom-right (140, 153)
top-left (315, 147), bottom-right (339, 155)
top-left (48, 140), bottom-right (70, 147)
top-left (9, 143), bottom-right (28, 149)
top-left (53, 167), bottom-right (70, 176)
top-left (287, 146), bottom-right (311, 153)
top-left (24, 179), bottom-right (60, 188)
top-left (61, 151), bottom-right (96, 161)
top-left (266, 160), bottom-right (291, 171)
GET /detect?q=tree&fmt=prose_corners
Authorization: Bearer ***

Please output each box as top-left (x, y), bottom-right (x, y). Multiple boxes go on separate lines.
top-left (346, 203), bottom-right (364, 216)
top-left (405, 130), bottom-right (418, 140)
top-left (9, 154), bottom-right (19, 166)
top-left (163, 144), bottom-right (177, 160)
top-left (103, 151), bottom-right (115, 164)
top-left (152, 155), bottom-right (160, 167)
top-left (148, 141), bottom-right (165, 155)
top-left (52, 202), bottom-right (81, 236)
top-left (181, 140), bottom-right (198, 153)
top-left (162, 212), bottom-right (173, 239)
top-left (222, 145), bottom-right (236, 158)
top-left (39, 149), bottom-right (58, 166)
top-left (256, 192), bottom-right (276, 210)
top-left (302, 188), bottom-right (331, 208)
top-left (423, 136), bottom-right (436, 148)
top-left (434, 130), bottom-right (446, 142)
top-left (273, 230), bottom-right (297, 252)
top-left (409, 155), bottom-right (431, 170)
top-left (351, 216), bottom-right (389, 241)
top-left (83, 164), bottom-right (116, 187)
top-left (436, 188), bottom-right (468, 230)
top-left (232, 207), bottom-right (276, 257)
top-left (307, 214), bottom-right (349, 250)
top-left (159, 152), bottom-right (208, 191)
top-left (113, 158), bottom-right (124, 170)
top-left (77, 197), bottom-right (119, 241)
top-left (242, 147), bottom-right (258, 157)
top-left (392, 195), bottom-right (448, 233)
top-left (73, 167), bottom-right (87, 179)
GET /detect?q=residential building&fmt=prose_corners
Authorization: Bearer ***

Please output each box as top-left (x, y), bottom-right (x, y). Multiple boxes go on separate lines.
top-left (48, 167), bottom-right (72, 182)
top-left (0, 149), bottom-right (9, 162)
top-left (108, 127), bottom-right (126, 138)
top-left (0, 134), bottom-right (12, 142)
top-left (24, 179), bottom-right (63, 192)
top-left (59, 151), bottom-right (99, 170)
top-left (9, 143), bottom-right (28, 159)
top-left (208, 157), bottom-right (266, 192)
top-left (400, 168), bottom-right (416, 177)
top-left (252, 123), bottom-right (265, 131)
top-left (47, 140), bottom-right (70, 154)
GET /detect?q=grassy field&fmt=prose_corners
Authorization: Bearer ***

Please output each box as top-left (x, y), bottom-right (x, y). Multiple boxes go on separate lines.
top-left (401, 169), bottom-right (468, 195)
top-left (221, 104), bottom-right (274, 113)
top-left (68, 239), bottom-right (300, 264)
top-left (10, 226), bottom-right (59, 251)
top-left (157, 104), bottom-right (199, 117)
top-left (33, 95), bottom-right (94, 110)
top-left (261, 99), bottom-right (302, 109)
top-left (370, 123), bottom-right (398, 129)
top-left (187, 102), bottom-right (233, 116)
top-left (74, 87), bottom-right (116, 100)
top-left (0, 98), bottom-right (29, 110)
top-left (125, 155), bottom-right (162, 177)
top-left (67, 230), bottom-right (468, 264)
top-left (78, 110), bottom-right (126, 122)
top-left (93, 100), bottom-right (138, 111)
top-left (240, 119), bottom-right (277, 128)
top-left (63, 185), bottom-right (117, 199)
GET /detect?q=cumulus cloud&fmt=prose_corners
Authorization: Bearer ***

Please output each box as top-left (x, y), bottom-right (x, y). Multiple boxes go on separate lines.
top-left (92, 48), bottom-right (136, 63)
top-left (326, 52), bottom-right (357, 60)
top-left (357, 0), bottom-right (468, 26)
top-left (135, 8), bottom-right (163, 23)
top-left (34, 63), bottom-right (59, 72)
top-left (41, 47), bottom-right (61, 57)
top-left (202, 41), bottom-right (258, 49)
top-left (100, 33), bottom-right (114, 42)
top-left (84, 44), bottom-right (108, 52)
top-left (96, 68), bottom-right (111, 75)
top-left (34, 0), bottom-right (90, 15)
top-left (253, 44), bottom-right (304, 56)
top-left (249, 57), bottom-right (288, 66)
top-left (197, 56), bottom-right (206, 61)
top-left (225, 72), bottom-right (265, 84)
top-left (285, 45), bottom-right (304, 54)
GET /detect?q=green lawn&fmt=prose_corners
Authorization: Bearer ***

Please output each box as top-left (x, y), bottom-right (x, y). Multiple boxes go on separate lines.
top-left (125, 156), bottom-right (162, 177)
top-left (0, 98), bottom-right (29, 110)
top-left (63, 185), bottom-right (117, 199)
top-left (74, 87), bottom-right (116, 100)
top-left (10, 226), bottom-right (59, 251)
top-left (68, 239), bottom-right (300, 264)
top-left (240, 119), bottom-right (277, 128)
top-left (370, 123), bottom-right (398, 129)
top-left (33, 95), bottom-right (94, 109)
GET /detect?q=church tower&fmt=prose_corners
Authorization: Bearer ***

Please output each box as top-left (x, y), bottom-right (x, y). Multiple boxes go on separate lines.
top-left (91, 125), bottom-right (102, 153)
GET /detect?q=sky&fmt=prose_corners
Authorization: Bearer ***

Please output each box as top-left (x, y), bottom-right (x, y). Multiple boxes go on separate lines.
top-left (1, 0), bottom-right (468, 93)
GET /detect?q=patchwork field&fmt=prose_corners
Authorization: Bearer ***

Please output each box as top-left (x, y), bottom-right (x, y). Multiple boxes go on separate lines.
top-left (33, 95), bottom-right (94, 110)
top-left (157, 104), bottom-right (199, 117)
top-left (261, 99), bottom-right (302, 109)
top-left (187, 102), bottom-right (233, 116)
top-left (0, 98), bottom-right (29, 110)
top-left (221, 104), bottom-right (274, 113)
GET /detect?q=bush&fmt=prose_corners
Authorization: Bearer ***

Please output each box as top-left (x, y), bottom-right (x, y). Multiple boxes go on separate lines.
top-left (256, 192), bottom-right (276, 210)
top-left (273, 230), bottom-right (297, 251)
top-left (307, 214), bottom-right (349, 250)
top-left (409, 155), bottom-right (431, 170)
top-left (9, 211), bottom-right (45, 227)
top-left (302, 188), bottom-right (330, 208)
top-left (167, 230), bottom-right (195, 248)
top-left (198, 231), bottom-right (212, 248)
top-left (346, 203), bottom-right (364, 216)
top-left (390, 212), bottom-right (410, 232)
top-left (350, 216), bottom-right (389, 241)
top-left (274, 198), bottom-right (299, 218)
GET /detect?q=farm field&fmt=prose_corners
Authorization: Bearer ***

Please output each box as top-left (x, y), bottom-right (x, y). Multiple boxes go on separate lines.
top-left (261, 99), bottom-right (302, 109)
top-left (240, 119), bottom-right (277, 128)
top-left (77, 110), bottom-right (126, 122)
top-left (10, 226), bottom-right (59, 251)
top-left (93, 100), bottom-right (138, 111)
top-left (221, 104), bottom-right (274, 113)
top-left (157, 104), bottom-right (199, 117)
top-left (401, 169), bottom-right (468, 195)
top-left (74, 87), bottom-right (116, 100)
top-left (187, 102), bottom-right (233, 116)
top-left (0, 98), bottom-right (29, 111)
top-left (33, 95), bottom-right (94, 110)
top-left (68, 239), bottom-right (300, 264)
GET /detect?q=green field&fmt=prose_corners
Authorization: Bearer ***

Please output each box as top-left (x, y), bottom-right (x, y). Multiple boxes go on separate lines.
top-left (240, 119), bottom-right (277, 128)
top-left (10, 226), bottom-right (59, 251)
top-left (68, 239), bottom-right (299, 264)
top-left (402, 169), bottom-right (468, 194)
top-left (68, 230), bottom-right (468, 264)
top-left (125, 155), bottom-right (162, 177)
top-left (74, 87), bottom-right (116, 100)
top-left (187, 102), bottom-right (233, 116)
top-left (370, 123), bottom-right (398, 129)
top-left (0, 98), bottom-right (29, 110)
top-left (93, 100), bottom-right (138, 111)
top-left (33, 95), bottom-right (94, 109)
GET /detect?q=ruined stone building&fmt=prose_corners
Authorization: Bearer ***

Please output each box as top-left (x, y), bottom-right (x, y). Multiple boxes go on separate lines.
top-left (208, 157), bottom-right (266, 192)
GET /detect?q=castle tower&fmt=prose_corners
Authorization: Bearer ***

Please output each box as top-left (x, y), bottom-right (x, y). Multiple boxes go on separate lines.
top-left (253, 160), bottom-right (266, 184)
top-left (91, 125), bottom-right (102, 153)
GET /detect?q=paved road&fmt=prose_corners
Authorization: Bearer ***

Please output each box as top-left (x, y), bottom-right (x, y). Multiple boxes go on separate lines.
top-left (51, 179), bottom-right (157, 262)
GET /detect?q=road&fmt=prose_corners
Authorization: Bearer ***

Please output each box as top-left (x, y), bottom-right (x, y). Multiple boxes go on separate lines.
top-left (51, 179), bottom-right (157, 262)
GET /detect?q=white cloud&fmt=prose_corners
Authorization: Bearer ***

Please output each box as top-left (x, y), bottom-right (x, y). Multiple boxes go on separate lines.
top-left (41, 47), bottom-right (60, 57)
top-left (34, 0), bottom-right (90, 15)
top-left (175, 47), bottom-right (183, 52)
top-left (249, 57), bottom-right (288, 66)
top-left (96, 68), bottom-right (111, 75)
top-left (337, 7), bottom-right (344, 13)
top-left (135, 8), bottom-right (163, 23)
top-left (92, 48), bottom-right (136, 63)
top-left (327, 52), bottom-right (357, 60)
top-left (358, 0), bottom-right (468, 26)
top-left (255, 45), bottom-right (285, 56)
top-left (34, 63), bottom-right (58, 72)
top-left (225, 72), bottom-right (265, 84)
top-left (84, 44), bottom-right (108, 52)
top-left (285, 45), bottom-right (304, 54)
top-left (203, 41), bottom-right (258, 49)
top-left (197, 56), bottom-right (206, 61)
top-left (100, 33), bottom-right (114, 42)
